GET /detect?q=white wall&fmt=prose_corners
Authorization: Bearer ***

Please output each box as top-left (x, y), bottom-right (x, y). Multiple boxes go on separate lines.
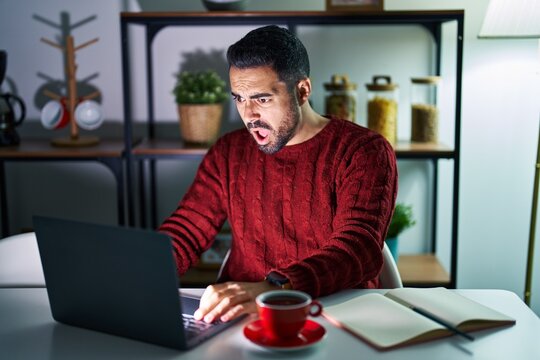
top-left (0, 0), bottom-right (539, 314)
top-left (389, 0), bottom-right (539, 314)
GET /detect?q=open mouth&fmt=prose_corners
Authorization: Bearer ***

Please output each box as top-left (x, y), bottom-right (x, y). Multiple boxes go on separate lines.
top-left (252, 128), bottom-right (271, 145)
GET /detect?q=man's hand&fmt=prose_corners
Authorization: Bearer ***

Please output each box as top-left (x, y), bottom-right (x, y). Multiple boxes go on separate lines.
top-left (193, 280), bottom-right (277, 323)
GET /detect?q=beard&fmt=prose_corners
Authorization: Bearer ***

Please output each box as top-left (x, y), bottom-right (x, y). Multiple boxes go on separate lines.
top-left (250, 95), bottom-right (301, 155)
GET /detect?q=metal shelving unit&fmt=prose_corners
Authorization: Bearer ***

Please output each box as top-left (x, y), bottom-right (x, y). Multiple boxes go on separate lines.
top-left (120, 10), bottom-right (464, 288)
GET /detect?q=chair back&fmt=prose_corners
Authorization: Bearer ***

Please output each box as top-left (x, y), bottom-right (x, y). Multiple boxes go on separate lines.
top-left (379, 242), bottom-right (403, 288)
top-left (217, 248), bottom-right (231, 282)
top-left (0, 232), bottom-right (45, 287)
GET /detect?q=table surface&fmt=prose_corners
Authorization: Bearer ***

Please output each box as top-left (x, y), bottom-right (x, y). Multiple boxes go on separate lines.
top-left (0, 288), bottom-right (538, 360)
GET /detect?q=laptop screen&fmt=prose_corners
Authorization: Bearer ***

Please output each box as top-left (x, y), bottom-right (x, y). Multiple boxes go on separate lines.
top-left (33, 216), bottom-right (241, 350)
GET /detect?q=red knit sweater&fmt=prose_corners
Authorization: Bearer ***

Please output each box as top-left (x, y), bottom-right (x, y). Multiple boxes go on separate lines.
top-left (159, 118), bottom-right (397, 297)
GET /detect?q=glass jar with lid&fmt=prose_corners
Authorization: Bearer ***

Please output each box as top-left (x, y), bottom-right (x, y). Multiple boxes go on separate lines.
top-left (410, 76), bottom-right (441, 143)
top-left (366, 75), bottom-right (398, 146)
top-left (324, 74), bottom-right (357, 123)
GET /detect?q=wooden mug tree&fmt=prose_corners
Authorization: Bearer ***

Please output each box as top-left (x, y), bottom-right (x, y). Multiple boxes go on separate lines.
top-left (41, 35), bottom-right (100, 147)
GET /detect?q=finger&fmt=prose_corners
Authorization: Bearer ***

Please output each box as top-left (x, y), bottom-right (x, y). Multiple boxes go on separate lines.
top-left (220, 301), bottom-right (257, 322)
top-left (194, 284), bottom-right (224, 320)
top-left (203, 290), bottom-right (252, 323)
top-left (195, 283), bottom-right (239, 321)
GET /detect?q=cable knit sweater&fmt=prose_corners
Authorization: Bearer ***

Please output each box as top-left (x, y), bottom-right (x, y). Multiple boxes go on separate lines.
top-left (159, 117), bottom-right (397, 297)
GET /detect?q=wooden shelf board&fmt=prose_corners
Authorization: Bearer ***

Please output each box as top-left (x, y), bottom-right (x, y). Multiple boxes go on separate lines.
top-left (395, 141), bottom-right (454, 158)
top-left (0, 139), bottom-right (125, 158)
top-left (132, 138), bottom-right (208, 157)
top-left (121, 10), bottom-right (465, 20)
top-left (130, 138), bottom-right (454, 159)
top-left (179, 254), bottom-right (451, 288)
top-left (397, 254), bottom-right (451, 287)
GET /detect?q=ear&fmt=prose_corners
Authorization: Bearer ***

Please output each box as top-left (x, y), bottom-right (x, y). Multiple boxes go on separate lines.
top-left (295, 78), bottom-right (312, 105)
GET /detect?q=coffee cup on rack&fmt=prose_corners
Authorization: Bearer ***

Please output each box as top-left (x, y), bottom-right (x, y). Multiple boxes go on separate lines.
top-left (75, 99), bottom-right (104, 130)
top-left (255, 290), bottom-right (323, 340)
top-left (40, 98), bottom-right (69, 130)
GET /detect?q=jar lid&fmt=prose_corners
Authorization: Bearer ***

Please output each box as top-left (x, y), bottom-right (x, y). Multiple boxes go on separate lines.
top-left (411, 76), bottom-right (441, 84)
top-left (365, 75), bottom-right (398, 91)
top-left (324, 74), bottom-right (357, 91)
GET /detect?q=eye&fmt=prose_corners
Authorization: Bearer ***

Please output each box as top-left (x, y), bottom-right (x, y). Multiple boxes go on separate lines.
top-left (257, 97), bottom-right (270, 104)
top-left (232, 94), bottom-right (245, 103)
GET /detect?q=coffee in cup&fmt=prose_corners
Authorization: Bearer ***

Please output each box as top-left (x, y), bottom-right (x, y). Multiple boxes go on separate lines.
top-left (255, 290), bottom-right (322, 340)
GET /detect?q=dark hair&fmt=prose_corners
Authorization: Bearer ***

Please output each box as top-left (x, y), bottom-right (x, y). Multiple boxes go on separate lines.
top-left (226, 25), bottom-right (310, 87)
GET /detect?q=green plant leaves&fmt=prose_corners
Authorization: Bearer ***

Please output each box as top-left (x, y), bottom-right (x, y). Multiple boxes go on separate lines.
top-left (386, 203), bottom-right (416, 239)
top-left (173, 70), bottom-right (228, 104)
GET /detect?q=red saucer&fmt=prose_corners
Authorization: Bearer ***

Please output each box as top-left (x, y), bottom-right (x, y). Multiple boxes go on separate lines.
top-left (243, 319), bottom-right (326, 351)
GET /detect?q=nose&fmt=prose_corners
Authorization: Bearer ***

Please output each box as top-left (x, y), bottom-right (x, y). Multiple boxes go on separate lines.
top-left (242, 100), bottom-right (260, 121)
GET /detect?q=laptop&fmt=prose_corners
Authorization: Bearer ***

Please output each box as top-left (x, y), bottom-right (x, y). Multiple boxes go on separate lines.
top-left (33, 216), bottom-right (243, 350)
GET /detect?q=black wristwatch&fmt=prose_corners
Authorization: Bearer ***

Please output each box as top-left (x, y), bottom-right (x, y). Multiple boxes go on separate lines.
top-left (265, 271), bottom-right (292, 290)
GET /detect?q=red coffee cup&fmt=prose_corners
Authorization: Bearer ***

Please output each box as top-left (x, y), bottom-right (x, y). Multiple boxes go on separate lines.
top-left (40, 98), bottom-right (70, 130)
top-left (255, 290), bottom-right (322, 340)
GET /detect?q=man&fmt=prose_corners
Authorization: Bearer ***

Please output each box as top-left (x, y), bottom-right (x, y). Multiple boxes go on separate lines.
top-left (159, 25), bottom-right (397, 324)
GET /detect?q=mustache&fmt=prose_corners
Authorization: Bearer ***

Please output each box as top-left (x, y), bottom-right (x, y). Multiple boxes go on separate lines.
top-left (247, 120), bottom-right (272, 130)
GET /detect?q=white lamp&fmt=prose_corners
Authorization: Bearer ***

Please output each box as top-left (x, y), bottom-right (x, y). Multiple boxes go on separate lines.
top-left (479, 0), bottom-right (540, 39)
top-left (478, 0), bottom-right (540, 306)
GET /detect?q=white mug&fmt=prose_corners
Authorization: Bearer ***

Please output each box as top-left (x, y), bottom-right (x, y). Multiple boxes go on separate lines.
top-left (75, 100), bottom-right (104, 130)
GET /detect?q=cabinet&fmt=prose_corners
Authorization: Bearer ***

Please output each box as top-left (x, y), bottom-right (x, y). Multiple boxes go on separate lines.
top-left (120, 10), bottom-right (464, 288)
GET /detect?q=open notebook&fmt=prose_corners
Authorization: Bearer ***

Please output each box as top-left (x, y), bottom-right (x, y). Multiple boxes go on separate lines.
top-left (323, 287), bottom-right (515, 350)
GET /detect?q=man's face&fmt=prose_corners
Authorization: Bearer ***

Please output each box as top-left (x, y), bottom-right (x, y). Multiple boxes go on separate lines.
top-left (230, 66), bottom-right (300, 155)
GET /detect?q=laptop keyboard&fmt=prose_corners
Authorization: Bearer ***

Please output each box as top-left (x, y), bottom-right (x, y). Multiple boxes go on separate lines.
top-left (182, 314), bottom-right (222, 337)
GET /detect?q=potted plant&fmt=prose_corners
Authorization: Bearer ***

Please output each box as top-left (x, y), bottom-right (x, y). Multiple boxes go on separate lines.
top-left (386, 203), bottom-right (416, 261)
top-left (172, 70), bottom-right (229, 145)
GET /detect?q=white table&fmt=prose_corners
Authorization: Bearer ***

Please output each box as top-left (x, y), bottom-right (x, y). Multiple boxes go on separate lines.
top-left (0, 288), bottom-right (538, 359)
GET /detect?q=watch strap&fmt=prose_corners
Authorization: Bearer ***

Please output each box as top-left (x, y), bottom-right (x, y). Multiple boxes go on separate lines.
top-left (265, 271), bottom-right (292, 290)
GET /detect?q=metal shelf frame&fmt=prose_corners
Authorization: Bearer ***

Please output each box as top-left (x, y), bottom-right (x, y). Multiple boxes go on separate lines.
top-left (120, 10), bottom-right (464, 288)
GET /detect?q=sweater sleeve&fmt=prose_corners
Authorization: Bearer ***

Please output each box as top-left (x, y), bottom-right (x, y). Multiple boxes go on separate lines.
top-left (158, 140), bottom-right (228, 276)
top-left (274, 135), bottom-right (398, 297)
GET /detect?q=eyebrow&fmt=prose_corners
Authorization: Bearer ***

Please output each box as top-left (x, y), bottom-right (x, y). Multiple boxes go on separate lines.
top-left (231, 91), bottom-right (273, 99)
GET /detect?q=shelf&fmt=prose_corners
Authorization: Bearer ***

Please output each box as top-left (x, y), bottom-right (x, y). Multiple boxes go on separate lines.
top-left (131, 138), bottom-right (208, 158)
top-left (175, 229), bottom-right (450, 289)
top-left (121, 10), bottom-right (465, 26)
top-left (397, 254), bottom-right (451, 287)
top-left (0, 139), bottom-right (125, 159)
top-left (121, 9), bottom-right (464, 288)
top-left (178, 254), bottom-right (451, 289)
top-left (394, 141), bottom-right (454, 159)
top-left (129, 138), bottom-right (453, 160)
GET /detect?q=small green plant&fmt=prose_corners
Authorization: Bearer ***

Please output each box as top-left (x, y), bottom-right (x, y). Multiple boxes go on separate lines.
top-left (386, 203), bottom-right (416, 238)
top-left (173, 70), bottom-right (229, 105)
